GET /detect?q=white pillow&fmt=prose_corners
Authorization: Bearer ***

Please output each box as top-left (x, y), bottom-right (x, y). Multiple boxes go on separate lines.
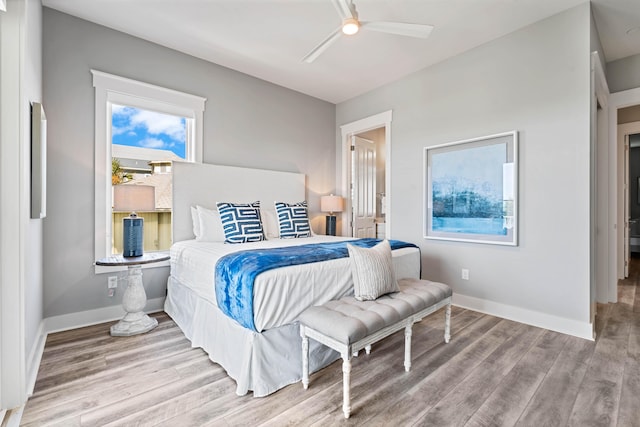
top-left (274, 201), bottom-right (312, 239)
top-left (191, 206), bottom-right (201, 239)
top-left (347, 240), bottom-right (399, 301)
top-left (216, 201), bottom-right (266, 244)
top-left (196, 205), bottom-right (226, 242)
top-left (261, 208), bottom-right (280, 239)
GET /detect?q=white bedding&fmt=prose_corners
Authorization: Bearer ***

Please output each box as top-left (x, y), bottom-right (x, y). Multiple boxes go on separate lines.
top-left (167, 163), bottom-right (423, 396)
top-left (170, 236), bottom-right (421, 331)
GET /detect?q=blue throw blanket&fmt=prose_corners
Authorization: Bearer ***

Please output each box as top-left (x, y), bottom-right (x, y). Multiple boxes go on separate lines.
top-left (215, 238), bottom-right (417, 331)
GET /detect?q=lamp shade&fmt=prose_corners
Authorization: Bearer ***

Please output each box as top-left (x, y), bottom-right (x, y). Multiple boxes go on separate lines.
top-left (113, 185), bottom-right (155, 213)
top-left (321, 194), bottom-right (344, 213)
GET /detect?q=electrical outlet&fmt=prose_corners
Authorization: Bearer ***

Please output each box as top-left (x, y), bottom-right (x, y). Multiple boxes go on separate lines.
top-left (108, 276), bottom-right (118, 289)
top-left (108, 288), bottom-right (115, 297)
top-left (461, 269), bottom-right (469, 280)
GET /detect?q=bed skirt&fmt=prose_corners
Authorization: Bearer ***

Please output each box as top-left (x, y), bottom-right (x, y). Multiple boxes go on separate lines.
top-left (164, 275), bottom-right (340, 397)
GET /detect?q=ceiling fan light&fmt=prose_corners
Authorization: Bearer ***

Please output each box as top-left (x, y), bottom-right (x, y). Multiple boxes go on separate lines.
top-left (342, 18), bottom-right (360, 35)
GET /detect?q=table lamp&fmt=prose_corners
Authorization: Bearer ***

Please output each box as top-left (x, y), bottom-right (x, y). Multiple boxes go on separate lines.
top-left (113, 184), bottom-right (155, 257)
top-left (320, 194), bottom-right (344, 236)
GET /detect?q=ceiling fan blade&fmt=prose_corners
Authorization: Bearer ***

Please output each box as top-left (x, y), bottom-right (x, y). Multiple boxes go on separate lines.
top-left (360, 21), bottom-right (434, 39)
top-left (302, 27), bottom-right (343, 63)
top-left (331, 0), bottom-right (356, 20)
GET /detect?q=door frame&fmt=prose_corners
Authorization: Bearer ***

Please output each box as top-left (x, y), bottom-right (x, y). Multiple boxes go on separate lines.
top-left (620, 122), bottom-right (640, 273)
top-left (0, 0), bottom-right (28, 411)
top-left (340, 110), bottom-right (392, 237)
top-left (590, 51), bottom-right (609, 327)
top-left (610, 86), bottom-right (640, 303)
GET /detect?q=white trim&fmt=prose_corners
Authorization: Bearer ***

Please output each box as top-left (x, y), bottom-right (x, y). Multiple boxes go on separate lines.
top-left (43, 297), bottom-right (165, 334)
top-left (340, 110), bottom-right (393, 237)
top-left (26, 323), bottom-right (47, 396)
top-left (609, 86), bottom-right (640, 300)
top-left (590, 51), bottom-right (611, 324)
top-left (90, 70), bottom-right (206, 119)
top-left (1, 406), bottom-right (24, 427)
top-left (91, 70), bottom-right (206, 273)
top-left (453, 293), bottom-right (594, 340)
top-left (0, 0), bottom-right (27, 410)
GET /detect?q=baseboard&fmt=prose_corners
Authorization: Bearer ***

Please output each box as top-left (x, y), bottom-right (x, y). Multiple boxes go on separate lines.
top-left (0, 405), bottom-right (24, 427)
top-left (452, 293), bottom-right (594, 341)
top-left (42, 297), bottom-right (166, 335)
top-left (26, 322), bottom-right (47, 396)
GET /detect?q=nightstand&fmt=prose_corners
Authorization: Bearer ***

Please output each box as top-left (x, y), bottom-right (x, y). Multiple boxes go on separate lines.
top-left (96, 252), bottom-right (170, 337)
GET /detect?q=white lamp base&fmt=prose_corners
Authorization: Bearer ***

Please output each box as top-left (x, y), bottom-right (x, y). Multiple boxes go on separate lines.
top-left (110, 265), bottom-right (158, 337)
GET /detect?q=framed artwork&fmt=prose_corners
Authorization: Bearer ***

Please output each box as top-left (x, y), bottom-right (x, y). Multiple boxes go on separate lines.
top-left (31, 101), bottom-right (47, 219)
top-left (424, 131), bottom-right (518, 245)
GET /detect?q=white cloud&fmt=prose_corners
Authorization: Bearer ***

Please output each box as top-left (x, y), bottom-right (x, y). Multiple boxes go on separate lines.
top-left (111, 104), bottom-right (131, 116)
top-left (129, 110), bottom-right (185, 143)
top-left (139, 138), bottom-right (166, 149)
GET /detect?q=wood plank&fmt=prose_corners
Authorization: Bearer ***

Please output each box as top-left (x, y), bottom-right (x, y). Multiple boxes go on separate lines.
top-left (415, 324), bottom-right (543, 426)
top-left (567, 303), bottom-right (631, 426)
top-left (20, 264), bottom-right (640, 427)
top-left (615, 314), bottom-right (640, 427)
top-left (31, 336), bottom-right (194, 395)
top-left (312, 314), bottom-right (504, 425)
top-left (21, 353), bottom-right (213, 425)
top-left (514, 336), bottom-right (595, 426)
top-left (266, 309), bottom-right (485, 426)
top-left (100, 375), bottom-right (238, 427)
top-left (464, 330), bottom-right (569, 427)
top-left (77, 367), bottom-right (220, 426)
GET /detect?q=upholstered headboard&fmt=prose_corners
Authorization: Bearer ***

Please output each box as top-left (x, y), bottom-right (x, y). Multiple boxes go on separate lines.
top-left (172, 161), bottom-right (306, 242)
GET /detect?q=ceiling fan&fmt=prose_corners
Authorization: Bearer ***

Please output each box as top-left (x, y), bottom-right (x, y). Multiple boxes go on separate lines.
top-left (302, 0), bottom-right (434, 63)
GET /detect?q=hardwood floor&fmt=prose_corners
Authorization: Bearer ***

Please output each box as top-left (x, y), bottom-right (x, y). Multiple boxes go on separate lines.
top-left (22, 268), bottom-right (640, 426)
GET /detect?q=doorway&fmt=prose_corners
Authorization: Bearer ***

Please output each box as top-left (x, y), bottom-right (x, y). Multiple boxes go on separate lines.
top-left (351, 130), bottom-right (386, 238)
top-left (610, 87), bottom-right (640, 306)
top-left (340, 111), bottom-right (393, 238)
top-left (620, 120), bottom-right (640, 279)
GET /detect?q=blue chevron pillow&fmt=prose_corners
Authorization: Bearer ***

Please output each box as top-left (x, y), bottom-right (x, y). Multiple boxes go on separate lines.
top-left (275, 201), bottom-right (311, 239)
top-left (216, 201), bottom-right (265, 244)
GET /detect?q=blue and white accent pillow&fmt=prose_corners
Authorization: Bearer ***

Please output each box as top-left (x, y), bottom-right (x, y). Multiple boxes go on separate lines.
top-left (216, 201), bottom-right (265, 244)
top-left (275, 201), bottom-right (311, 239)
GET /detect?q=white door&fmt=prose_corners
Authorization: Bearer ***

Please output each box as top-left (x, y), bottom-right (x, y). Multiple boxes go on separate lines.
top-left (624, 135), bottom-right (630, 278)
top-left (351, 136), bottom-right (376, 238)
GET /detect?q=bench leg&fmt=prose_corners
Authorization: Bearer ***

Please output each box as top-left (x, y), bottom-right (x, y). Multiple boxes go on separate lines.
top-left (365, 344), bottom-right (371, 354)
top-left (444, 303), bottom-right (451, 344)
top-left (404, 323), bottom-right (412, 372)
top-left (342, 354), bottom-right (351, 418)
top-left (301, 331), bottom-right (309, 389)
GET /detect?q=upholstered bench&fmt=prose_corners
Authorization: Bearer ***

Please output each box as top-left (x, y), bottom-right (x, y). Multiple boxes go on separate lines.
top-left (299, 277), bottom-right (452, 418)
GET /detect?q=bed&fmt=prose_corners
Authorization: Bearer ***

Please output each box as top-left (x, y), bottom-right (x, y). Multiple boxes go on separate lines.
top-left (164, 162), bottom-right (421, 397)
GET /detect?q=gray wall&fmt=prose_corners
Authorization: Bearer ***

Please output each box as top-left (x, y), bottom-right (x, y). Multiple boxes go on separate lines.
top-left (337, 4), bottom-right (592, 324)
top-left (42, 8), bottom-right (336, 318)
top-left (618, 105), bottom-right (640, 124)
top-left (607, 53), bottom-right (640, 93)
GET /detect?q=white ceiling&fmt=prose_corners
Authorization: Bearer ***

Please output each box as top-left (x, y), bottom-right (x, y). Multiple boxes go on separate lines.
top-left (42, 0), bottom-right (640, 104)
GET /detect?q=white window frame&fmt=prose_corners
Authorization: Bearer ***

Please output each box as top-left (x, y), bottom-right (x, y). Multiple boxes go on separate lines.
top-left (92, 70), bottom-right (206, 273)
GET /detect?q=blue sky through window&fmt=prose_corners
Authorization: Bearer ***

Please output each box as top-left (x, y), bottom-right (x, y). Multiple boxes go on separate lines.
top-left (111, 104), bottom-right (186, 158)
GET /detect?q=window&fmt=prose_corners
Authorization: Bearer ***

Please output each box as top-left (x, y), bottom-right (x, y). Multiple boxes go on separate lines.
top-left (92, 70), bottom-right (206, 271)
top-left (111, 104), bottom-right (187, 254)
